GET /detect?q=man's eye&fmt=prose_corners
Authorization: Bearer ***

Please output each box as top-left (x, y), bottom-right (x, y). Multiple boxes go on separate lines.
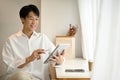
top-left (36, 19), bottom-right (39, 21)
top-left (29, 18), bottom-right (34, 20)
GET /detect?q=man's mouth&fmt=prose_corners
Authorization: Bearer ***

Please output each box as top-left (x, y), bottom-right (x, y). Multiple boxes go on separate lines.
top-left (31, 25), bottom-right (36, 28)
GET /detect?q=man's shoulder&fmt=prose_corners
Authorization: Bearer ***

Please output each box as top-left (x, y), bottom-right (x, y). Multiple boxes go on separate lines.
top-left (7, 31), bottom-right (21, 41)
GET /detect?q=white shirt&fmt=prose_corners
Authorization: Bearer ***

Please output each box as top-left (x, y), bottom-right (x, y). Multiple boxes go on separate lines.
top-left (2, 30), bottom-right (55, 80)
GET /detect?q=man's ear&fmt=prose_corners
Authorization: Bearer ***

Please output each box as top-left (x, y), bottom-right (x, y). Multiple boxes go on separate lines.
top-left (20, 18), bottom-right (25, 24)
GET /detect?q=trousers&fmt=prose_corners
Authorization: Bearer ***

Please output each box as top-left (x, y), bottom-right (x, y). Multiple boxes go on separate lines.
top-left (8, 71), bottom-right (40, 80)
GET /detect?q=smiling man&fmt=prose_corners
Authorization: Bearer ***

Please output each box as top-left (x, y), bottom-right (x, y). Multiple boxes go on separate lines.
top-left (2, 4), bottom-right (64, 80)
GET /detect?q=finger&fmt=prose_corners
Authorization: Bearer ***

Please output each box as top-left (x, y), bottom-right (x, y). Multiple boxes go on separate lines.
top-left (38, 52), bottom-right (46, 54)
top-left (49, 58), bottom-right (52, 61)
top-left (58, 51), bottom-right (61, 56)
top-left (37, 55), bottom-right (41, 60)
top-left (52, 55), bottom-right (58, 60)
top-left (37, 49), bottom-right (44, 52)
top-left (49, 58), bottom-right (57, 62)
top-left (57, 52), bottom-right (62, 59)
top-left (37, 49), bottom-right (45, 54)
top-left (61, 50), bottom-right (65, 56)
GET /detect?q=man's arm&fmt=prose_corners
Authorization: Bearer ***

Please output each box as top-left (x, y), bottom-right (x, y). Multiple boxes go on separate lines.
top-left (17, 56), bottom-right (33, 68)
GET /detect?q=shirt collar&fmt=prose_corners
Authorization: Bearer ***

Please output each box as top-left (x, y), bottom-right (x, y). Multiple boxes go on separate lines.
top-left (32, 31), bottom-right (38, 36)
top-left (16, 30), bottom-right (38, 37)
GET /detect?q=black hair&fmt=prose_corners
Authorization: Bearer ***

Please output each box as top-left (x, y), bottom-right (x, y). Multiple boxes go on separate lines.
top-left (19, 4), bottom-right (39, 18)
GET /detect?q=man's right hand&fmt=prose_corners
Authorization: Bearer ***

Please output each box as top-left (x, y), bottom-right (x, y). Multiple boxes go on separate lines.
top-left (26, 49), bottom-right (46, 63)
top-left (17, 49), bottom-right (45, 68)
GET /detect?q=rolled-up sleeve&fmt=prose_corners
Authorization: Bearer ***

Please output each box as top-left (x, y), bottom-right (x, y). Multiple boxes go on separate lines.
top-left (2, 40), bottom-right (28, 74)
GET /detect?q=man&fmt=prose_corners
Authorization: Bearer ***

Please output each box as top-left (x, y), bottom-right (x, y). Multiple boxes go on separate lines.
top-left (2, 4), bottom-right (64, 80)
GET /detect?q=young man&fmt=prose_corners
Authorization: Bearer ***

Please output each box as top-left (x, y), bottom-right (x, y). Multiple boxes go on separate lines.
top-left (2, 4), bottom-right (64, 80)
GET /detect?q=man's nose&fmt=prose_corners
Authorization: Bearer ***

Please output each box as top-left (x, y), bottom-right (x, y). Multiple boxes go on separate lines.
top-left (32, 19), bottom-right (36, 24)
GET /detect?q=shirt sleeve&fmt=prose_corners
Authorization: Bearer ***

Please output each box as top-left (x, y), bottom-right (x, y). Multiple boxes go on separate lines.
top-left (2, 40), bottom-right (28, 74)
top-left (43, 34), bottom-right (55, 53)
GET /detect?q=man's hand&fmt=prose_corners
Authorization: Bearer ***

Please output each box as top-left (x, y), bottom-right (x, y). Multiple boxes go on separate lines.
top-left (18, 49), bottom-right (45, 68)
top-left (49, 50), bottom-right (65, 65)
top-left (26, 49), bottom-right (45, 63)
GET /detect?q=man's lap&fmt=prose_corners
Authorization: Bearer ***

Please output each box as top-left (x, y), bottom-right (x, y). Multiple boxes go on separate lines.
top-left (8, 71), bottom-right (40, 80)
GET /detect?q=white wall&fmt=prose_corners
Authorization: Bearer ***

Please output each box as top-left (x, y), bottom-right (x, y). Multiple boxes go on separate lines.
top-left (0, 0), bottom-right (41, 43)
top-left (41, 0), bottom-right (82, 57)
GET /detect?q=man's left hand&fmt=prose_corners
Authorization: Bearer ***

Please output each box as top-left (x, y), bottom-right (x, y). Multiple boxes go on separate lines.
top-left (49, 50), bottom-right (65, 65)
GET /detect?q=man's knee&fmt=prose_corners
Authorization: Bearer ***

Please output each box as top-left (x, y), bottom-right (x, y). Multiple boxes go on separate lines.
top-left (8, 71), bottom-right (32, 80)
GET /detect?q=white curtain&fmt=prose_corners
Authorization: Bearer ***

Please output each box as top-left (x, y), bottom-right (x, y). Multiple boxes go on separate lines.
top-left (91, 0), bottom-right (120, 80)
top-left (78, 0), bottom-right (98, 62)
top-left (78, 0), bottom-right (120, 79)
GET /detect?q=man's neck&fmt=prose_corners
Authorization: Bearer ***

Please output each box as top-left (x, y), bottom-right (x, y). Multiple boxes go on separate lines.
top-left (22, 29), bottom-right (33, 38)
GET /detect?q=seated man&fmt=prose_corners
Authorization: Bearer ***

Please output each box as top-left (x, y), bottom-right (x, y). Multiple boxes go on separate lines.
top-left (2, 4), bottom-right (64, 80)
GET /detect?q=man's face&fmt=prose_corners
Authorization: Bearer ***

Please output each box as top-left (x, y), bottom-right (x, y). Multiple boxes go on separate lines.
top-left (21, 11), bottom-right (39, 32)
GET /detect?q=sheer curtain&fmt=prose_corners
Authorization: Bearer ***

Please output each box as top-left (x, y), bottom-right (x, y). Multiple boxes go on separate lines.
top-left (91, 0), bottom-right (120, 80)
top-left (78, 0), bottom-right (120, 79)
top-left (77, 0), bottom-right (98, 62)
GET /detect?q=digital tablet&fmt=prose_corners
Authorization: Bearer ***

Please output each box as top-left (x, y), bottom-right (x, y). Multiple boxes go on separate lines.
top-left (44, 44), bottom-right (70, 64)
